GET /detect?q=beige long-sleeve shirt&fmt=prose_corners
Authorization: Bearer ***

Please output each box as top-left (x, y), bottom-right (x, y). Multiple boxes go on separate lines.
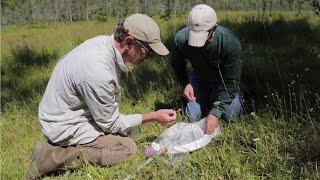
top-left (38, 35), bottom-right (142, 146)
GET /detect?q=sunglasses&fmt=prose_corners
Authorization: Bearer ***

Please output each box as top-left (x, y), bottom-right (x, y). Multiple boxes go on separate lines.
top-left (135, 40), bottom-right (154, 56)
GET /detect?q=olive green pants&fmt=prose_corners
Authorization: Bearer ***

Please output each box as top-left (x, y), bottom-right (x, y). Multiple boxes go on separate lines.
top-left (27, 134), bottom-right (138, 179)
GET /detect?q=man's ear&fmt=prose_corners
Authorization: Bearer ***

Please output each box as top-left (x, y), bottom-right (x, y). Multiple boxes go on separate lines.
top-left (123, 36), bottom-right (135, 46)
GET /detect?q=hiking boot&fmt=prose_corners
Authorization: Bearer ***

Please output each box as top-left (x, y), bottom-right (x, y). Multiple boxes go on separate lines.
top-left (27, 141), bottom-right (46, 180)
top-left (26, 141), bottom-right (103, 179)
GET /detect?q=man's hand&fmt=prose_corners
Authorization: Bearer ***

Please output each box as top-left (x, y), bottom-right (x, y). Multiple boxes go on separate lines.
top-left (142, 109), bottom-right (176, 126)
top-left (154, 109), bottom-right (177, 126)
top-left (183, 83), bottom-right (196, 102)
top-left (205, 114), bottom-right (219, 134)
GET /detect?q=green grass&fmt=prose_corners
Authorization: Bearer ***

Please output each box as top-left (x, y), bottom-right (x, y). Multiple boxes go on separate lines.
top-left (1, 11), bottom-right (320, 179)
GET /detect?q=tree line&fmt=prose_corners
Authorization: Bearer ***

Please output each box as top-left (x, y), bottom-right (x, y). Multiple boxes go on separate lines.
top-left (1, 0), bottom-right (319, 26)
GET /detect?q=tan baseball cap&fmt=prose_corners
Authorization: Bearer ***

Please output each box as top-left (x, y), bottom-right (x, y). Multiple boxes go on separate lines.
top-left (187, 4), bottom-right (217, 47)
top-left (123, 14), bottom-right (169, 56)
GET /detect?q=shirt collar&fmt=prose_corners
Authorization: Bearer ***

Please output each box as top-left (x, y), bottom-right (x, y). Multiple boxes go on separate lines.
top-left (111, 34), bottom-right (128, 72)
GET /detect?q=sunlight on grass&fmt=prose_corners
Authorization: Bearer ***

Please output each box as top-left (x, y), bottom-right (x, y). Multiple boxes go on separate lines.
top-left (1, 11), bottom-right (319, 179)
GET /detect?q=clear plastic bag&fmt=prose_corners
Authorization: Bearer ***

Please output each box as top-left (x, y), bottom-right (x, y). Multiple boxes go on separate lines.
top-left (145, 118), bottom-right (221, 157)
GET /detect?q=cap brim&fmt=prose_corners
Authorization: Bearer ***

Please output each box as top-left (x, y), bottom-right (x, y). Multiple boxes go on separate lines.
top-left (188, 30), bottom-right (208, 47)
top-left (149, 42), bottom-right (169, 56)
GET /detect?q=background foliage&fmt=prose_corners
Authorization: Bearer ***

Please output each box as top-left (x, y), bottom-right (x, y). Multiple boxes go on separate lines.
top-left (1, 0), bottom-right (319, 25)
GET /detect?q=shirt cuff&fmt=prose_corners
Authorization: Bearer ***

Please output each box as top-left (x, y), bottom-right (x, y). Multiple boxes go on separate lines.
top-left (209, 108), bottom-right (222, 119)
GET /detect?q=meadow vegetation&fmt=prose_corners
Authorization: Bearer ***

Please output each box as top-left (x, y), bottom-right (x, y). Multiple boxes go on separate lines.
top-left (1, 11), bottom-right (320, 179)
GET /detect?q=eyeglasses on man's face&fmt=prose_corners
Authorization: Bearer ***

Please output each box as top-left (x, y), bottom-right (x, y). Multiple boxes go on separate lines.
top-left (135, 40), bottom-right (154, 56)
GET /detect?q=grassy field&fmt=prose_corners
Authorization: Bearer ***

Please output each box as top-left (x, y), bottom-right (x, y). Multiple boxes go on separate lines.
top-left (1, 11), bottom-right (320, 179)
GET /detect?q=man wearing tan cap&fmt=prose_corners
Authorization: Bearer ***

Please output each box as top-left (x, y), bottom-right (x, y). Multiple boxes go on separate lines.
top-left (27, 14), bottom-right (176, 179)
top-left (171, 4), bottom-right (243, 134)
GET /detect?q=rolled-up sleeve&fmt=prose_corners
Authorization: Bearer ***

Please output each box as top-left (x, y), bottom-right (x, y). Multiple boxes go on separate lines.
top-left (77, 80), bottom-right (142, 134)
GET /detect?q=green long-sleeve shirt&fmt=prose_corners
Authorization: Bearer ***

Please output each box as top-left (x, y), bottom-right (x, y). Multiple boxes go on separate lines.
top-left (171, 25), bottom-right (241, 119)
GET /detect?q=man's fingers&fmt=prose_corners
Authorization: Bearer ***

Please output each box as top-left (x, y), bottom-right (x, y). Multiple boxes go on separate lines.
top-left (186, 88), bottom-right (196, 102)
top-left (164, 120), bottom-right (176, 127)
top-left (205, 122), bottom-right (210, 134)
top-left (205, 120), bottom-right (216, 135)
top-left (189, 88), bottom-right (195, 100)
top-left (205, 126), bottom-right (214, 134)
top-left (164, 110), bottom-right (176, 127)
top-left (168, 110), bottom-right (177, 116)
top-left (184, 92), bottom-right (192, 101)
top-left (185, 92), bottom-right (196, 102)
top-left (167, 113), bottom-right (177, 121)
top-left (156, 109), bottom-right (177, 127)
top-left (165, 109), bottom-right (177, 121)
top-left (162, 118), bottom-right (176, 127)
top-left (167, 109), bottom-right (176, 116)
